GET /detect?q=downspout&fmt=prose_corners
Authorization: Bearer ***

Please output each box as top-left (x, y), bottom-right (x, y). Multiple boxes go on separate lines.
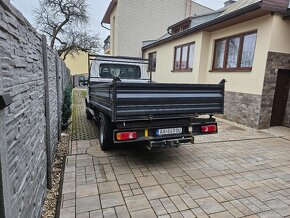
top-left (101, 22), bottom-right (110, 31)
top-left (167, 28), bottom-right (173, 36)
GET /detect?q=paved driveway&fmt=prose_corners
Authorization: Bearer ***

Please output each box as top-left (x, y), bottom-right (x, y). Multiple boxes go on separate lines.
top-left (60, 121), bottom-right (290, 218)
top-left (60, 89), bottom-right (290, 218)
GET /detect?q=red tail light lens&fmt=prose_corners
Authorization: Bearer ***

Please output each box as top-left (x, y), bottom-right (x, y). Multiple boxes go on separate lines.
top-left (201, 125), bottom-right (217, 133)
top-left (116, 132), bottom-right (137, 141)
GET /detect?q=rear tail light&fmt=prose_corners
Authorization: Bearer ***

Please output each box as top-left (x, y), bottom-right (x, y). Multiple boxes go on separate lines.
top-left (116, 132), bottom-right (137, 141)
top-left (201, 124), bottom-right (217, 133)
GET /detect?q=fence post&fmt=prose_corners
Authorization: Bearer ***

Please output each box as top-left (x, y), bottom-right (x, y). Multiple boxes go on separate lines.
top-left (0, 73), bottom-right (13, 218)
top-left (41, 35), bottom-right (52, 189)
top-left (55, 54), bottom-right (61, 141)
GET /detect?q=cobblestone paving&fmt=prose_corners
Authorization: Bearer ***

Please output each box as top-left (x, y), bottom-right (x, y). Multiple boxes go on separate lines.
top-left (71, 88), bottom-right (98, 141)
top-left (61, 119), bottom-right (290, 218)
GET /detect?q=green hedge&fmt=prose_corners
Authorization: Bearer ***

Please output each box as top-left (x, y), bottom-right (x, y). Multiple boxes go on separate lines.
top-left (62, 84), bottom-right (73, 129)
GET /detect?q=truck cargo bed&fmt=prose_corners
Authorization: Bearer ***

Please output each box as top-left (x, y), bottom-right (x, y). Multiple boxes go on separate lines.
top-left (89, 80), bottom-right (225, 122)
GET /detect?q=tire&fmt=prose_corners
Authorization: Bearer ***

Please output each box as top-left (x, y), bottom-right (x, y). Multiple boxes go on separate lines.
top-left (98, 113), bottom-right (113, 151)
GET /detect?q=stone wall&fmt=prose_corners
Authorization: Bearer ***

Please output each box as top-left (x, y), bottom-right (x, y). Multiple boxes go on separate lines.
top-left (223, 91), bottom-right (262, 128)
top-left (0, 1), bottom-right (71, 218)
top-left (259, 52), bottom-right (290, 128)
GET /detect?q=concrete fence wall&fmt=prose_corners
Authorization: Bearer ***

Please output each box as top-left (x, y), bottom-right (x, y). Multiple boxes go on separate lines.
top-left (0, 1), bottom-right (71, 217)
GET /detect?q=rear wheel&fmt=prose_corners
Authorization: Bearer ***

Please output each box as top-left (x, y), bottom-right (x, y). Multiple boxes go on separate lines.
top-left (98, 113), bottom-right (113, 150)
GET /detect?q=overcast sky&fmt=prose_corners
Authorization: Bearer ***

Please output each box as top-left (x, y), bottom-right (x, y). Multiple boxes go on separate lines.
top-left (10, 0), bottom-right (225, 42)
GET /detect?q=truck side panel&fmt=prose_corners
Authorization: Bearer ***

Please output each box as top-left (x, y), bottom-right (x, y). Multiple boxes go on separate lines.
top-left (89, 83), bottom-right (112, 116)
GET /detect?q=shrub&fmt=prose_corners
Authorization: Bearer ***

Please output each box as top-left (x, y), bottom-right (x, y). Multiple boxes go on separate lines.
top-left (62, 83), bottom-right (73, 129)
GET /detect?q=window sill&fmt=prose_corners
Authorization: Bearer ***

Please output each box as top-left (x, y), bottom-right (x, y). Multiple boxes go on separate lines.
top-left (171, 68), bottom-right (193, 72)
top-left (209, 68), bottom-right (252, 72)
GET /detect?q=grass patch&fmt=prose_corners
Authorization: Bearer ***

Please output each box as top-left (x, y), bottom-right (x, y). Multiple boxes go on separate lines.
top-left (81, 90), bottom-right (87, 98)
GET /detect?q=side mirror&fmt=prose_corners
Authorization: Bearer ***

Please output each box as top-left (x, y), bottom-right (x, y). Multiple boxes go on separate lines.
top-left (79, 80), bottom-right (88, 86)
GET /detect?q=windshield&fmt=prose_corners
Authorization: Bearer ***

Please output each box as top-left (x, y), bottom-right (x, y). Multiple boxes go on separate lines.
top-left (99, 64), bottom-right (141, 79)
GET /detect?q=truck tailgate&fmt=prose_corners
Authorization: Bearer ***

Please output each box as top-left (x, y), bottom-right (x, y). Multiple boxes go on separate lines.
top-left (111, 81), bottom-right (224, 121)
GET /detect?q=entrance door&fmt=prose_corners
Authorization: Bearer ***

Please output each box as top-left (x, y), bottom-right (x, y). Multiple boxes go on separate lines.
top-left (270, 69), bottom-right (290, 126)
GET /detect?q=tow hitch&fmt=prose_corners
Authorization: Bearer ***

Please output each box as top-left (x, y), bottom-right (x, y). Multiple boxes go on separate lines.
top-left (146, 137), bottom-right (194, 150)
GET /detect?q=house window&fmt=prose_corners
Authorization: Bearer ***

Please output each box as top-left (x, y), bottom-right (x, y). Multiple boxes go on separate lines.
top-left (173, 24), bottom-right (190, 34)
top-left (213, 31), bottom-right (257, 71)
top-left (173, 42), bottom-right (195, 71)
top-left (148, 52), bottom-right (157, 72)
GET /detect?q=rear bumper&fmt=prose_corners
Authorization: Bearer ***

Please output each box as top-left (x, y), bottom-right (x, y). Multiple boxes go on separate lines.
top-left (112, 119), bottom-right (218, 147)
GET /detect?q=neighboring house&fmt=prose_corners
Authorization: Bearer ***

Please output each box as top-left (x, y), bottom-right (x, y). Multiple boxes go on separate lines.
top-left (64, 52), bottom-right (89, 86)
top-left (102, 0), bottom-right (214, 57)
top-left (142, 0), bottom-right (290, 129)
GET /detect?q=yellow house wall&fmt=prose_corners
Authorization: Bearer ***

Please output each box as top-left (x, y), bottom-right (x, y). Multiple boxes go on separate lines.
top-left (144, 33), bottom-right (203, 83)
top-left (269, 14), bottom-right (290, 54)
top-left (64, 52), bottom-right (88, 75)
top-left (144, 14), bottom-right (275, 95)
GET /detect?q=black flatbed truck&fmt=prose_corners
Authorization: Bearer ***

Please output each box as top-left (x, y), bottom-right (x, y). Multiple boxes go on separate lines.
top-left (86, 54), bottom-right (225, 150)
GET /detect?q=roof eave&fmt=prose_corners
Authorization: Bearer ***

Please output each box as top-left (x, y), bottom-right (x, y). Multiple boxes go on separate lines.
top-left (142, 2), bottom-right (263, 50)
top-left (101, 0), bottom-right (118, 24)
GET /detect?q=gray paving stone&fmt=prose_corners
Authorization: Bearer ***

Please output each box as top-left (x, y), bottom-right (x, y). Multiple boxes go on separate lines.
top-left (125, 194), bottom-right (151, 212)
top-left (76, 183), bottom-right (98, 198)
top-left (115, 205), bottom-right (130, 218)
top-left (257, 210), bottom-right (284, 218)
top-left (116, 173), bottom-right (137, 185)
top-left (154, 173), bottom-right (175, 184)
top-left (76, 212), bottom-right (89, 218)
top-left (137, 175), bottom-right (158, 187)
top-left (131, 208), bottom-right (157, 218)
top-left (60, 207), bottom-right (76, 218)
top-left (184, 185), bottom-right (210, 199)
top-left (142, 185), bottom-right (167, 200)
top-left (63, 192), bottom-right (76, 201)
top-left (89, 210), bottom-right (103, 218)
top-left (196, 197), bottom-right (225, 214)
top-left (161, 183), bottom-right (186, 196)
top-left (64, 172), bottom-right (76, 182)
top-left (265, 199), bottom-right (290, 216)
top-left (160, 197), bottom-right (178, 213)
top-left (170, 196), bottom-right (188, 211)
top-left (179, 194), bottom-right (198, 208)
top-left (100, 192), bottom-right (125, 208)
top-left (62, 199), bottom-right (76, 208)
top-left (103, 207), bottom-right (117, 218)
top-left (170, 212), bottom-right (184, 218)
top-left (180, 210), bottom-right (196, 218)
top-left (150, 199), bottom-right (167, 215)
top-left (98, 181), bottom-right (120, 194)
top-left (76, 195), bottom-right (101, 213)
top-left (113, 166), bottom-right (133, 175)
top-left (209, 211), bottom-right (234, 218)
top-left (185, 169), bottom-right (207, 180)
top-left (63, 182), bottom-right (76, 194)
top-left (195, 178), bottom-right (220, 190)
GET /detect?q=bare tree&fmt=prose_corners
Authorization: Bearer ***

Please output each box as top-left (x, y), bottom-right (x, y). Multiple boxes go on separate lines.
top-left (35, 0), bottom-right (101, 60)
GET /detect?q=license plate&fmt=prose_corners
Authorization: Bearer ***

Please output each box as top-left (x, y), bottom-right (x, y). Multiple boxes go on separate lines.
top-left (156, 127), bottom-right (183, 136)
